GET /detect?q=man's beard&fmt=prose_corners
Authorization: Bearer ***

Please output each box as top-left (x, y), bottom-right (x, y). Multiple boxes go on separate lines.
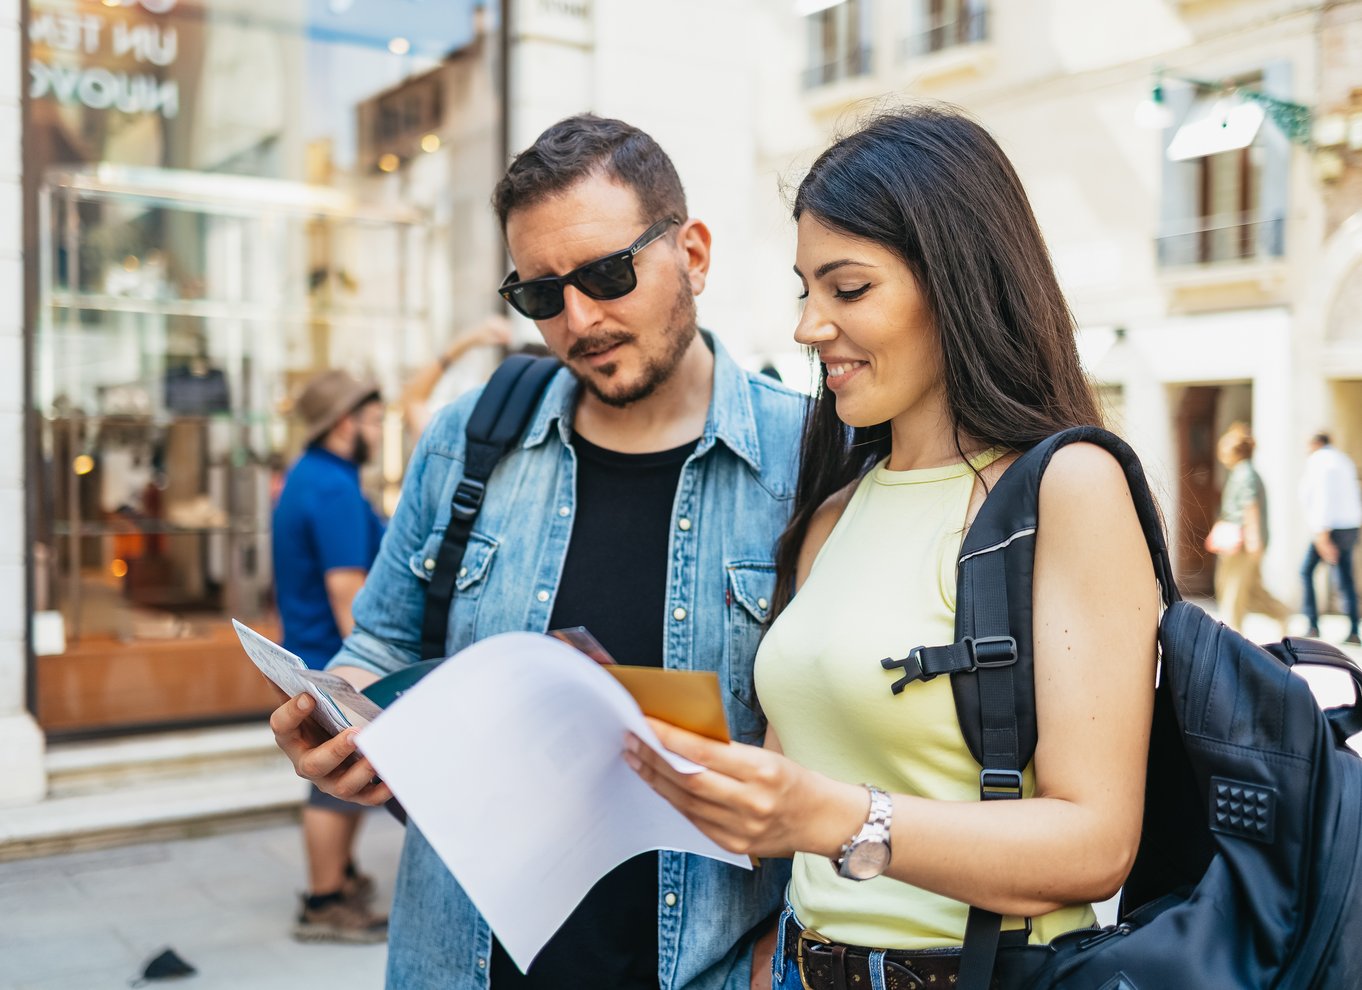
top-left (567, 274), bottom-right (698, 409)
top-left (350, 432), bottom-right (371, 466)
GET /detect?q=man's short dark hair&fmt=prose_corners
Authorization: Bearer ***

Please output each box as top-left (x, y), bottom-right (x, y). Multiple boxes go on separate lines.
top-left (492, 114), bottom-right (687, 230)
top-left (1314, 432), bottom-right (1333, 447)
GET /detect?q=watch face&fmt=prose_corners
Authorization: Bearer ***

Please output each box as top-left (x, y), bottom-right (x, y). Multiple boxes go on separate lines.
top-left (845, 840), bottom-right (891, 880)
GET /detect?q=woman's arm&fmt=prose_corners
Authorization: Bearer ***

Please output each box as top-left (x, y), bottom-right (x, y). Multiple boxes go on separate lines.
top-left (629, 443), bottom-right (1158, 917)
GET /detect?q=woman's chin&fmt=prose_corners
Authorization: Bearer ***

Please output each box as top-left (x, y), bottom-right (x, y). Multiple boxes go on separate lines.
top-left (830, 396), bottom-right (881, 431)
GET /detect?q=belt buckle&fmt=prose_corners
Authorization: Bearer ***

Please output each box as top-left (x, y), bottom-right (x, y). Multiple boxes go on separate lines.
top-left (795, 928), bottom-right (832, 990)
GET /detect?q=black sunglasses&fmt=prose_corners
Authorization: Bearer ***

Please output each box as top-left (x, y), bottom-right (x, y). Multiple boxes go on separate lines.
top-left (499, 218), bottom-right (679, 320)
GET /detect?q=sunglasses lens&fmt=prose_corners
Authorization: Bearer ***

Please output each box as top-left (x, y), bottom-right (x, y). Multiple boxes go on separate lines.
top-left (505, 281), bottom-right (564, 319)
top-left (575, 254), bottom-right (637, 300)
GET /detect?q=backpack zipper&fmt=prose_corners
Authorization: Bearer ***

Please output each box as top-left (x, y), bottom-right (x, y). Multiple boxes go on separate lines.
top-left (1076, 922), bottom-right (1132, 951)
top-left (1277, 758), bottom-right (1361, 990)
top-left (1182, 604), bottom-right (1218, 735)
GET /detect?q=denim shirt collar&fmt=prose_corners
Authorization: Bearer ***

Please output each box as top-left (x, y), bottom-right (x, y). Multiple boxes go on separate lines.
top-left (520, 331), bottom-right (764, 474)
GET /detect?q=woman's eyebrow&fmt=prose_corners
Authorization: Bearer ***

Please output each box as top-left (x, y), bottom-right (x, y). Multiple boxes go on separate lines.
top-left (814, 259), bottom-right (876, 279)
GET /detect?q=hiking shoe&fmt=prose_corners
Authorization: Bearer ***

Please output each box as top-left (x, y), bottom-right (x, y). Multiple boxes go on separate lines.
top-left (1344, 634), bottom-right (1361, 646)
top-left (341, 870), bottom-right (376, 908)
top-left (292, 896), bottom-right (388, 945)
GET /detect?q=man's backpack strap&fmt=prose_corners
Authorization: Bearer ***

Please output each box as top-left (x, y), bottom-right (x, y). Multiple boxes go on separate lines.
top-left (939, 427), bottom-right (1177, 990)
top-left (417, 354), bottom-right (560, 661)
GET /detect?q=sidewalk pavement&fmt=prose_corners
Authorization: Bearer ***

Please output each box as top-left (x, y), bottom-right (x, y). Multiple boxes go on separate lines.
top-left (3, 603), bottom-right (1357, 990)
top-left (1, 809), bottom-right (405, 990)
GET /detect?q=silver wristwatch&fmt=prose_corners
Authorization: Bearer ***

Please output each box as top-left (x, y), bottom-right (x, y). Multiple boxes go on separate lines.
top-left (831, 785), bottom-right (893, 881)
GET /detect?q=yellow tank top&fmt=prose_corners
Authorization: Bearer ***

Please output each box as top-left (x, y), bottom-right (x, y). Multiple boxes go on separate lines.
top-left (753, 452), bottom-right (1096, 949)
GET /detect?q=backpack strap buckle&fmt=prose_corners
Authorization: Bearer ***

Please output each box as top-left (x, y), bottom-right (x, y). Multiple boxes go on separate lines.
top-left (450, 478), bottom-right (487, 521)
top-left (979, 768), bottom-right (1024, 801)
top-left (969, 635), bottom-right (1018, 669)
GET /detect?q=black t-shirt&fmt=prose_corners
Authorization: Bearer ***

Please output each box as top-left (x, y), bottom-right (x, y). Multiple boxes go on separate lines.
top-left (489, 431), bottom-right (698, 990)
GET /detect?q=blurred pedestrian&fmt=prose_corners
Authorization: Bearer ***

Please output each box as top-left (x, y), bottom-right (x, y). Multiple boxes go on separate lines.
top-left (1208, 423), bottom-right (1290, 636)
top-left (1300, 431), bottom-right (1362, 644)
top-left (399, 315), bottom-right (512, 436)
top-left (273, 369), bottom-right (388, 943)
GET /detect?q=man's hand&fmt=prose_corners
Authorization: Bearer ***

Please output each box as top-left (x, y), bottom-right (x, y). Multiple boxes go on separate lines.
top-left (270, 692), bottom-right (392, 806)
top-left (1316, 532), bottom-right (1340, 565)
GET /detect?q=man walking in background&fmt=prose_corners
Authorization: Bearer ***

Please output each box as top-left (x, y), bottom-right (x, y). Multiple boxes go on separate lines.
top-left (1300, 431), bottom-right (1362, 644)
top-left (273, 369), bottom-right (389, 943)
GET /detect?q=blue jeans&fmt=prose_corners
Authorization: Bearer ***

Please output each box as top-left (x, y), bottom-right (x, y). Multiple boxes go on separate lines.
top-left (1301, 528), bottom-right (1360, 636)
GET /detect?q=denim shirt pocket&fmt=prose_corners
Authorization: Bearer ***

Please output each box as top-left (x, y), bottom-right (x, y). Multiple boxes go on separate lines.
top-left (407, 530), bottom-right (500, 600)
top-left (725, 561), bottom-right (775, 740)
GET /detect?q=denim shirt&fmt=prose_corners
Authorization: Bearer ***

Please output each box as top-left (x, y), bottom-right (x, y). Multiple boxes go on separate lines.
top-left (331, 335), bottom-right (805, 990)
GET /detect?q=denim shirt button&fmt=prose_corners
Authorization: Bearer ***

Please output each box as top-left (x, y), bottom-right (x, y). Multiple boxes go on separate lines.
top-left (672, 607), bottom-right (687, 621)
top-left (678, 517), bottom-right (692, 531)
top-left (477, 958), bottom-right (486, 969)
top-left (537, 590), bottom-right (550, 603)
top-left (558, 505), bottom-right (570, 517)
top-left (423, 558), bottom-right (436, 571)
top-left (664, 892), bottom-right (678, 907)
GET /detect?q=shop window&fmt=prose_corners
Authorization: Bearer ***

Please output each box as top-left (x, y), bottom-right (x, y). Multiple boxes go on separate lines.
top-left (25, 0), bottom-right (486, 737)
top-left (1157, 68), bottom-right (1290, 268)
top-left (803, 0), bottom-right (873, 89)
top-left (902, 0), bottom-right (988, 61)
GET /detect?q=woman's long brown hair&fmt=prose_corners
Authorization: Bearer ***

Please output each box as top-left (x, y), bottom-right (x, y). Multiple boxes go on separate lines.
top-left (773, 106), bottom-right (1103, 614)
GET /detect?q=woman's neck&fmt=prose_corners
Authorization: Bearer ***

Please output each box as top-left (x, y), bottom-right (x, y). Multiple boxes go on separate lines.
top-left (886, 401), bottom-right (979, 472)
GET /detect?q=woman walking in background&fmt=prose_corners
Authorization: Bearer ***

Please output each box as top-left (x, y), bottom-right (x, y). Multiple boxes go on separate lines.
top-left (1209, 422), bottom-right (1291, 636)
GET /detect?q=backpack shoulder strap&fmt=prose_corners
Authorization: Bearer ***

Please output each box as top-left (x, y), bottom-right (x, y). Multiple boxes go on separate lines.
top-left (417, 354), bottom-right (560, 661)
top-left (941, 426), bottom-right (1177, 990)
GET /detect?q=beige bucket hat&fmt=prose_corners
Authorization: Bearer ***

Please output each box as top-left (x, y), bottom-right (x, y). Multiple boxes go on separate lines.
top-left (294, 369), bottom-right (380, 448)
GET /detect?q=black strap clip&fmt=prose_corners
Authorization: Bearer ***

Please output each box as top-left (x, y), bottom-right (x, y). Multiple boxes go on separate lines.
top-left (980, 768), bottom-right (1024, 801)
top-left (881, 646), bottom-right (927, 695)
top-left (450, 478), bottom-right (487, 521)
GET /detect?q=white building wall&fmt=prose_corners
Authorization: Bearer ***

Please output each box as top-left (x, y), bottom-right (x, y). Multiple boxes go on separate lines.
top-left (0, 0), bottom-right (46, 807)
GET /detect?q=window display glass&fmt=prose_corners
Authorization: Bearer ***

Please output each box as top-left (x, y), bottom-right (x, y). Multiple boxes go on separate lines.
top-left (26, 0), bottom-right (494, 735)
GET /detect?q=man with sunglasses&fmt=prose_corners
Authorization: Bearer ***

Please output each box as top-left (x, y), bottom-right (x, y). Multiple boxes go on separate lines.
top-left (269, 114), bottom-right (804, 990)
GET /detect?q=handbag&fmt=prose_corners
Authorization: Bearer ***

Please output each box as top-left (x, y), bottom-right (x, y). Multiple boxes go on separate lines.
top-left (1204, 519), bottom-right (1242, 555)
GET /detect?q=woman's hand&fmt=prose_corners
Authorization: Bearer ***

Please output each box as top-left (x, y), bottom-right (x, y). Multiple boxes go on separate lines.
top-left (624, 717), bottom-right (865, 859)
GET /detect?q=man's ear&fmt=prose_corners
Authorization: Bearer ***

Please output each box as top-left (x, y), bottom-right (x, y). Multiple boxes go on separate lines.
top-left (677, 219), bottom-right (712, 296)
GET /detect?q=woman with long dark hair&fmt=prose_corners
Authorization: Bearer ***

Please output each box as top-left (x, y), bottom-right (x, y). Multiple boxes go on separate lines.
top-left (625, 106), bottom-right (1158, 989)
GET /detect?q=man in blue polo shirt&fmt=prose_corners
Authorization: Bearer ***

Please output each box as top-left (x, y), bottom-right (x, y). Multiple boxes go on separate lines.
top-left (273, 368), bottom-right (387, 943)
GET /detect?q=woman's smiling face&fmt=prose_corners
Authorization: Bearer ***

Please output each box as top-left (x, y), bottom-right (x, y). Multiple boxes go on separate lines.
top-left (793, 214), bottom-right (945, 432)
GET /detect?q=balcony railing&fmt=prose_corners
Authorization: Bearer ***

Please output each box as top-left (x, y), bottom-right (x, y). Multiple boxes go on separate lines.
top-left (1156, 215), bottom-right (1285, 267)
top-left (802, 45), bottom-right (874, 89)
top-left (900, 8), bottom-right (989, 61)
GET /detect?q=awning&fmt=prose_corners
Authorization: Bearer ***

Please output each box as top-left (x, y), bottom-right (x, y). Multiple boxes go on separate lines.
top-left (1166, 96), bottom-right (1266, 162)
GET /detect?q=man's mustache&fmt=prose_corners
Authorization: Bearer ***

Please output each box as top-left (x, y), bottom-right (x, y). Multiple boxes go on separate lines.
top-left (566, 333), bottom-right (635, 361)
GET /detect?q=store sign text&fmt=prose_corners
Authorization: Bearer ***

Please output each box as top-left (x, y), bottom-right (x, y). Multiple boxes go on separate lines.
top-left (28, 7), bottom-right (180, 118)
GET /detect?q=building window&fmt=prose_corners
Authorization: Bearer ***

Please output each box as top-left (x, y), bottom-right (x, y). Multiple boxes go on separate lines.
top-left (1157, 76), bottom-right (1288, 268)
top-left (803, 0), bottom-right (872, 89)
top-left (902, 0), bottom-right (988, 61)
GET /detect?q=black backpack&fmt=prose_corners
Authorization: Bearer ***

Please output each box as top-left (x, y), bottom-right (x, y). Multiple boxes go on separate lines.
top-left (885, 426), bottom-right (1362, 990)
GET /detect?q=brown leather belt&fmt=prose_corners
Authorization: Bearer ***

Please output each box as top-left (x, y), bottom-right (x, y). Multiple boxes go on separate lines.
top-left (784, 913), bottom-right (995, 990)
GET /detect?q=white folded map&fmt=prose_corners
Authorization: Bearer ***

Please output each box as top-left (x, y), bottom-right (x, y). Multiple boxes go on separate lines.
top-left (355, 631), bottom-right (752, 973)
